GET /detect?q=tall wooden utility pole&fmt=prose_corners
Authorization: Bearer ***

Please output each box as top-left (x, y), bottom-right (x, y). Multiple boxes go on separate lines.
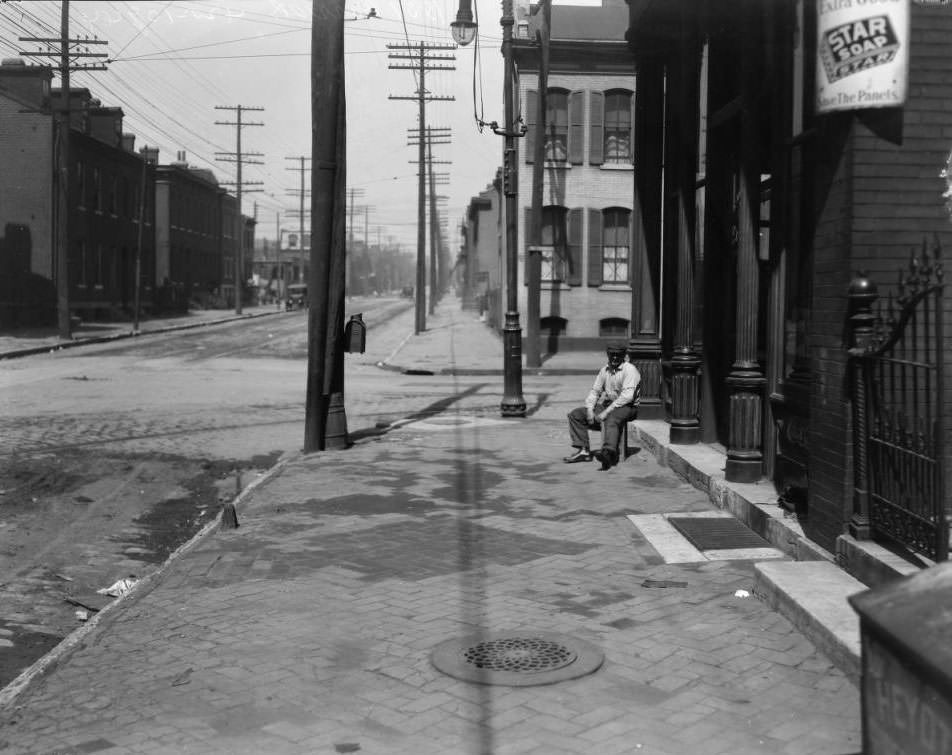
top-left (215, 105), bottom-right (264, 314)
top-left (19, 1), bottom-right (107, 338)
top-left (387, 41), bottom-right (455, 334)
top-left (408, 126), bottom-right (451, 315)
top-left (305, 0), bottom-right (348, 453)
top-left (286, 156), bottom-right (311, 282)
top-left (526, 0), bottom-right (550, 368)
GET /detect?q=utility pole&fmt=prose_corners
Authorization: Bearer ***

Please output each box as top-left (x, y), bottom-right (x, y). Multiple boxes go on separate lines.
top-left (305, 0), bottom-right (348, 453)
top-left (286, 156), bottom-right (311, 282)
top-left (215, 105), bottom-right (264, 315)
top-left (346, 187), bottom-right (365, 297)
top-left (408, 126), bottom-right (451, 314)
top-left (275, 209), bottom-right (282, 305)
top-left (284, 155), bottom-right (311, 282)
top-left (526, 0), bottom-right (550, 368)
top-left (388, 41), bottom-right (455, 334)
top-left (19, 1), bottom-right (107, 339)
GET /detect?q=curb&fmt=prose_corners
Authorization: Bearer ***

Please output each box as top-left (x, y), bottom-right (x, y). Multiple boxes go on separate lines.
top-left (0, 450), bottom-right (299, 711)
top-left (0, 309), bottom-right (284, 361)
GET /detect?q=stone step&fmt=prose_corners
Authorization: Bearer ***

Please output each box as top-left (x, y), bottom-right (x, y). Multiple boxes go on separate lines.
top-left (753, 560), bottom-right (866, 684)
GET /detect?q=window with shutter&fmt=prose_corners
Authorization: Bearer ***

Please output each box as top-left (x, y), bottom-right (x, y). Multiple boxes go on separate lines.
top-left (604, 90), bottom-right (633, 164)
top-left (568, 91), bottom-right (584, 165)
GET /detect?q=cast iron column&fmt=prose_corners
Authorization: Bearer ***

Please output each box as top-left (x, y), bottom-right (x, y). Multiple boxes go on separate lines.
top-left (725, 21), bottom-right (766, 482)
top-left (500, 0), bottom-right (526, 417)
top-left (668, 13), bottom-right (702, 445)
top-left (627, 58), bottom-right (664, 420)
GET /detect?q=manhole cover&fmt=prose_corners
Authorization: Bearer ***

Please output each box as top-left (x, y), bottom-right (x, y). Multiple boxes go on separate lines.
top-left (667, 516), bottom-right (771, 550)
top-left (431, 632), bottom-right (604, 687)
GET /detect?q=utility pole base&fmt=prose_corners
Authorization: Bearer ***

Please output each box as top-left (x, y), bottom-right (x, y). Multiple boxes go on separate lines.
top-left (325, 392), bottom-right (350, 449)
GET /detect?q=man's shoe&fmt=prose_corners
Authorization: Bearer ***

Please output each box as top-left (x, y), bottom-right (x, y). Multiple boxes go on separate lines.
top-left (563, 448), bottom-right (592, 463)
top-left (595, 448), bottom-right (617, 471)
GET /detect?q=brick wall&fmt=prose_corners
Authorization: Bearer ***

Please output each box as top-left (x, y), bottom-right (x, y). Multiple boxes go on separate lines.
top-left (0, 73), bottom-right (53, 279)
top-left (806, 6), bottom-right (952, 552)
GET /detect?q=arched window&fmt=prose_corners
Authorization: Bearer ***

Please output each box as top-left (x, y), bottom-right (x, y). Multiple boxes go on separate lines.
top-left (604, 90), bottom-right (633, 164)
top-left (545, 89), bottom-right (569, 162)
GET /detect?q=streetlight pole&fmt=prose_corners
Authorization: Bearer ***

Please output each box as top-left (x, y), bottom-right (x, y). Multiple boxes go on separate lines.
top-left (452, 0), bottom-right (526, 417)
top-left (498, 0), bottom-right (526, 417)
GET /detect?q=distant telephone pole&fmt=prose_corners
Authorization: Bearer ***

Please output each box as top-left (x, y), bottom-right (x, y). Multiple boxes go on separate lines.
top-left (286, 156), bottom-right (311, 282)
top-left (215, 104), bottom-right (264, 314)
top-left (19, 0), bottom-right (107, 338)
top-left (388, 41), bottom-right (455, 334)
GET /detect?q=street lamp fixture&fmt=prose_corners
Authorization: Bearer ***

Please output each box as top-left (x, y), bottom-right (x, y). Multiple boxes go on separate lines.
top-left (451, 0), bottom-right (477, 46)
top-left (451, 0), bottom-right (526, 417)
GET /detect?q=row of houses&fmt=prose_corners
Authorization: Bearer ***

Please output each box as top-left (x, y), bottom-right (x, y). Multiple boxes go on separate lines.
top-left (461, 0), bottom-right (952, 567)
top-left (0, 57), bottom-right (255, 327)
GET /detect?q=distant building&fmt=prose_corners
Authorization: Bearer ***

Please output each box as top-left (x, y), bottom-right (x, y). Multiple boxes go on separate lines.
top-left (0, 57), bottom-right (254, 323)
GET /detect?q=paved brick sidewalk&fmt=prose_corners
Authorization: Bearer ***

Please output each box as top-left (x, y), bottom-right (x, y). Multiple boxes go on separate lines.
top-left (0, 413), bottom-right (861, 754)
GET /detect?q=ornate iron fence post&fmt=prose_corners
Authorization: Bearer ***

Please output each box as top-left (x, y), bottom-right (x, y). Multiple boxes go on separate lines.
top-left (847, 271), bottom-right (879, 541)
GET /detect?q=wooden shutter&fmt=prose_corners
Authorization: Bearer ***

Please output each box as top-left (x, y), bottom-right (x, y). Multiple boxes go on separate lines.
top-left (525, 90), bottom-right (537, 164)
top-left (567, 207), bottom-right (583, 286)
top-left (587, 208), bottom-right (603, 287)
top-left (568, 91), bottom-right (584, 165)
top-left (589, 91), bottom-right (604, 166)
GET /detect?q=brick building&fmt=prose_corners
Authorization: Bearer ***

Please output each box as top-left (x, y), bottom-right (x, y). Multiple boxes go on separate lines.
top-left (511, 0), bottom-right (636, 351)
top-left (0, 57), bottom-right (254, 323)
top-left (462, 174), bottom-right (502, 327)
top-left (0, 59), bottom-right (55, 325)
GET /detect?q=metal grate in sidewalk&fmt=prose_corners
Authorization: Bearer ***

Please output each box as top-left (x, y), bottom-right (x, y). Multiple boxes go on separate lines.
top-left (667, 516), bottom-right (772, 551)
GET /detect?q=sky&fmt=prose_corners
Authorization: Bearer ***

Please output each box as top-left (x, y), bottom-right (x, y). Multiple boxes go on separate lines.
top-left (0, 0), bottom-right (527, 254)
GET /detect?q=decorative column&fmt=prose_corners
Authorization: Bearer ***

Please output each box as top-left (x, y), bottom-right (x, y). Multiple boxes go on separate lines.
top-left (847, 272), bottom-right (878, 540)
top-left (725, 13), bottom-right (766, 482)
top-left (667, 11), bottom-right (703, 445)
top-left (628, 57), bottom-right (664, 420)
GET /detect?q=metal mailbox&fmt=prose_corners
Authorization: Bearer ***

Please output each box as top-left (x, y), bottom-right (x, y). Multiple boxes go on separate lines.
top-left (344, 313), bottom-right (366, 353)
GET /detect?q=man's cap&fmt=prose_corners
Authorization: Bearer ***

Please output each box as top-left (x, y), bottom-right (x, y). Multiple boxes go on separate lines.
top-left (606, 342), bottom-right (627, 356)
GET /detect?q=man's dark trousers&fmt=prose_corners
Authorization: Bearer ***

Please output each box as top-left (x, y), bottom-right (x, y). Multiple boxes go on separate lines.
top-left (568, 404), bottom-right (639, 455)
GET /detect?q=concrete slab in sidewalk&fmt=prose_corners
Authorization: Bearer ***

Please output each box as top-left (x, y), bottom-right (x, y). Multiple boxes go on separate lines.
top-left (753, 560), bottom-right (865, 684)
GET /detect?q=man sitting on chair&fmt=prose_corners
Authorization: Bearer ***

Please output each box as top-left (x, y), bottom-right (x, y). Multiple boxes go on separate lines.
top-left (564, 343), bottom-right (641, 470)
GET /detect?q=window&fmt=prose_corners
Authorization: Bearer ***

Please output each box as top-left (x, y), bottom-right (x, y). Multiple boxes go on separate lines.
top-left (540, 206), bottom-right (567, 281)
top-left (604, 91), bottom-right (632, 163)
top-left (77, 241), bottom-right (87, 287)
top-left (602, 208), bottom-right (630, 283)
top-left (94, 245), bottom-right (104, 288)
top-left (75, 162), bottom-right (85, 208)
top-left (92, 168), bottom-right (101, 211)
top-left (525, 89), bottom-right (583, 164)
top-left (544, 90), bottom-right (568, 162)
top-left (599, 318), bottom-right (629, 338)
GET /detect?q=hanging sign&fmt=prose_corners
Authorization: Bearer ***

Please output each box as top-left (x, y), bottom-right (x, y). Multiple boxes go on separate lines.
top-left (816, 0), bottom-right (910, 113)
